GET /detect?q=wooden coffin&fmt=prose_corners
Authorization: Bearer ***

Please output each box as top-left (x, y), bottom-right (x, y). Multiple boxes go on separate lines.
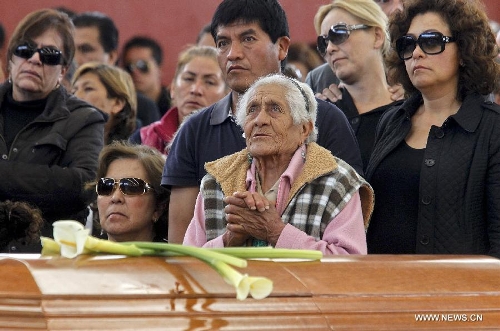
top-left (0, 254), bottom-right (499, 330)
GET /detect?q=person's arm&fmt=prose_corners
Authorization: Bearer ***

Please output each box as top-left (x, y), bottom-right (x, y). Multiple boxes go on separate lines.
top-left (168, 186), bottom-right (199, 243)
top-left (183, 191), bottom-right (225, 248)
top-left (275, 191), bottom-right (367, 255)
top-left (162, 112), bottom-right (202, 243)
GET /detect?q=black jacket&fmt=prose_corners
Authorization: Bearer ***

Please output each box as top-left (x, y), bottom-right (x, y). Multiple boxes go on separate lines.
top-left (0, 83), bottom-right (105, 249)
top-left (366, 93), bottom-right (500, 258)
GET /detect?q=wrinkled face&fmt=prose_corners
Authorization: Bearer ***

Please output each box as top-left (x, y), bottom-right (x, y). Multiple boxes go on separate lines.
top-left (404, 12), bottom-right (459, 95)
top-left (9, 29), bottom-right (66, 102)
top-left (97, 158), bottom-right (159, 242)
top-left (123, 46), bottom-right (161, 97)
top-left (72, 72), bottom-right (123, 116)
top-left (171, 56), bottom-right (226, 121)
top-left (243, 84), bottom-right (309, 159)
top-left (320, 9), bottom-right (374, 84)
top-left (215, 21), bottom-right (289, 93)
top-left (74, 26), bottom-right (115, 66)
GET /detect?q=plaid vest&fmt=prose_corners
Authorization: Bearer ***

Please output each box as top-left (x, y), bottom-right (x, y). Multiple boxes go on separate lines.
top-left (202, 144), bottom-right (372, 242)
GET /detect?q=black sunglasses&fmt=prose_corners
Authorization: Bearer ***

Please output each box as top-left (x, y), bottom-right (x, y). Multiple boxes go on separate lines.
top-left (96, 177), bottom-right (153, 196)
top-left (396, 31), bottom-right (456, 61)
top-left (124, 59), bottom-right (149, 74)
top-left (317, 23), bottom-right (370, 56)
top-left (13, 44), bottom-right (64, 66)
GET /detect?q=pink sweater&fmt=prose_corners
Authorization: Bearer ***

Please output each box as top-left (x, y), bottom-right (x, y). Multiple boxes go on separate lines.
top-left (183, 148), bottom-right (367, 254)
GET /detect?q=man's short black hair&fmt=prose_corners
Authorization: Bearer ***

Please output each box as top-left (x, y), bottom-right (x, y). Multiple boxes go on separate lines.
top-left (73, 11), bottom-right (119, 53)
top-left (122, 36), bottom-right (163, 66)
top-left (210, 0), bottom-right (289, 43)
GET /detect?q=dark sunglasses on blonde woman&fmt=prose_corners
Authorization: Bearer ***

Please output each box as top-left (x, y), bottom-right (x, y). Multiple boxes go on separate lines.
top-left (317, 23), bottom-right (371, 56)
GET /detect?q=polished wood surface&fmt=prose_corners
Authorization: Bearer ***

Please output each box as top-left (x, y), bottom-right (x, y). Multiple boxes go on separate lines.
top-left (0, 254), bottom-right (499, 330)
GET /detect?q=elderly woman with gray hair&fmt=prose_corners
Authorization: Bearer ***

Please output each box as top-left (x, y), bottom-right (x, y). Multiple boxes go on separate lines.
top-left (183, 74), bottom-right (373, 254)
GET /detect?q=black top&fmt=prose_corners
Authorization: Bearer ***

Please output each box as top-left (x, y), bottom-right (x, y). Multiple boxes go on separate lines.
top-left (366, 93), bottom-right (500, 257)
top-left (367, 140), bottom-right (425, 253)
top-left (335, 88), bottom-right (403, 172)
top-left (2, 92), bottom-right (45, 150)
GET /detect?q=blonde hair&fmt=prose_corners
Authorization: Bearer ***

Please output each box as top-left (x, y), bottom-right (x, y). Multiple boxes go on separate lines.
top-left (314, 0), bottom-right (390, 57)
top-left (173, 45), bottom-right (220, 81)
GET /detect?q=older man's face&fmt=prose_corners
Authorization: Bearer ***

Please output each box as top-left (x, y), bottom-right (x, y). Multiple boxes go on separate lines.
top-left (215, 21), bottom-right (289, 94)
top-left (373, 0), bottom-right (404, 16)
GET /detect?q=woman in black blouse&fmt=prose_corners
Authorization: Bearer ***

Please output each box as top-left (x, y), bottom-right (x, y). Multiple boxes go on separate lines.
top-left (366, 0), bottom-right (500, 257)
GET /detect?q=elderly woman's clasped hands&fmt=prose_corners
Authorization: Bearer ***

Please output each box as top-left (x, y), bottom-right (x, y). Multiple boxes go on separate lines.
top-left (184, 74), bottom-right (374, 255)
top-left (223, 191), bottom-right (284, 247)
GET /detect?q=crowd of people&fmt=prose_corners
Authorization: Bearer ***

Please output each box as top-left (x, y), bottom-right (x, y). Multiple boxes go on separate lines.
top-left (1, 0), bottom-right (499, 259)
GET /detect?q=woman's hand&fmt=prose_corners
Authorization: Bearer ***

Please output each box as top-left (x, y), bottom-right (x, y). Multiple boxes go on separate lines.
top-left (315, 83), bottom-right (343, 103)
top-left (316, 83), bottom-right (405, 103)
top-left (228, 191), bottom-right (270, 212)
top-left (223, 191), bottom-right (286, 246)
top-left (388, 84), bottom-right (405, 101)
top-left (222, 228), bottom-right (250, 247)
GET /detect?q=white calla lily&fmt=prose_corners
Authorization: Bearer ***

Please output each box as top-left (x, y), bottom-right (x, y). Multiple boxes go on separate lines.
top-left (52, 220), bottom-right (90, 258)
top-left (212, 259), bottom-right (253, 300)
top-left (243, 276), bottom-right (274, 299)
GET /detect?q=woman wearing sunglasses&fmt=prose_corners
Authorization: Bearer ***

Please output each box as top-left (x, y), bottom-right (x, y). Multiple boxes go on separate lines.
top-left (89, 141), bottom-right (169, 242)
top-left (366, 0), bottom-right (500, 258)
top-left (314, 0), bottom-right (403, 171)
top-left (0, 9), bottom-right (105, 252)
top-left (71, 62), bottom-right (137, 145)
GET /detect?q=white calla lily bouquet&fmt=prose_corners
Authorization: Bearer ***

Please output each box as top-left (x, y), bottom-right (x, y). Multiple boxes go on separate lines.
top-left (41, 220), bottom-right (322, 301)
